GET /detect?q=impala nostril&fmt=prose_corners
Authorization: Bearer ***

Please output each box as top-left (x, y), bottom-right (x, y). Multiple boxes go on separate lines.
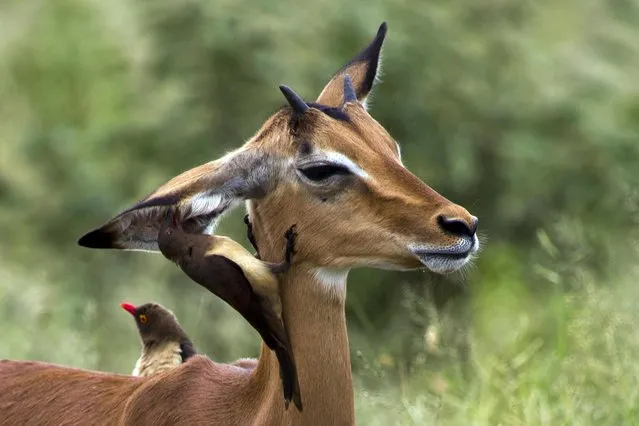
top-left (437, 215), bottom-right (477, 238)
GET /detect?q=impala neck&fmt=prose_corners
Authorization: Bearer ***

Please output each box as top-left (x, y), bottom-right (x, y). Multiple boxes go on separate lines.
top-left (252, 264), bottom-right (354, 425)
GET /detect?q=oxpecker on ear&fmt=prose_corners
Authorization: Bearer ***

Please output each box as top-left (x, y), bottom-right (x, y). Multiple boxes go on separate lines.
top-left (156, 212), bottom-right (302, 411)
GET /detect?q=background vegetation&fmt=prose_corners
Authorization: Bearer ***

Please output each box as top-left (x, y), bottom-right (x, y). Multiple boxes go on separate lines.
top-left (1, 0), bottom-right (638, 424)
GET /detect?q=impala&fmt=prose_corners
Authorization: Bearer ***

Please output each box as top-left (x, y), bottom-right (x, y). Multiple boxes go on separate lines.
top-left (0, 22), bottom-right (479, 425)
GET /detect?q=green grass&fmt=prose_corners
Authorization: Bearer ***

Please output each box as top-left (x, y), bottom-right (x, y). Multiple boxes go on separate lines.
top-left (355, 269), bottom-right (639, 425)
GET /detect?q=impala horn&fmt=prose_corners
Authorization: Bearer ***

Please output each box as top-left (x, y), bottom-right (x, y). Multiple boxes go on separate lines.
top-left (279, 85), bottom-right (309, 114)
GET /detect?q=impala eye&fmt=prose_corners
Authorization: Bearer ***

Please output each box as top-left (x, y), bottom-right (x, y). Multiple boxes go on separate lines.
top-left (298, 164), bottom-right (350, 182)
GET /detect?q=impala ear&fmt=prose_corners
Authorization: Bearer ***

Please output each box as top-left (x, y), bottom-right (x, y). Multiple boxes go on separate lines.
top-left (78, 149), bottom-right (282, 252)
top-left (315, 22), bottom-right (387, 109)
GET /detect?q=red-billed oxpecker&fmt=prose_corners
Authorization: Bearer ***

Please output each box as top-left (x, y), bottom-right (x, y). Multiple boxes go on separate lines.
top-left (157, 211), bottom-right (302, 411)
top-left (120, 302), bottom-right (196, 377)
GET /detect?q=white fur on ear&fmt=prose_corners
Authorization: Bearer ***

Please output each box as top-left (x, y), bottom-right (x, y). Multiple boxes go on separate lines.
top-left (184, 193), bottom-right (223, 220)
top-left (360, 51), bottom-right (383, 111)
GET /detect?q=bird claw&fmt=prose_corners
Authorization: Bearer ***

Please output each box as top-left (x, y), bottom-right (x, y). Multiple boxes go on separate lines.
top-left (284, 224), bottom-right (297, 265)
top-left (262, 225), bottom-right (298, 274)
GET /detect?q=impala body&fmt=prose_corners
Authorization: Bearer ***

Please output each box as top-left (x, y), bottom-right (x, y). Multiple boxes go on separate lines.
top-left (0, 23), bottom-right (479, 425)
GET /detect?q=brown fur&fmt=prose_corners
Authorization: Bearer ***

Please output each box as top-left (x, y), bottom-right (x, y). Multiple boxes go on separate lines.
top-left (0, 360), bottom-right (141, 426)
top-left (2, 22), bottom-right (480, 425)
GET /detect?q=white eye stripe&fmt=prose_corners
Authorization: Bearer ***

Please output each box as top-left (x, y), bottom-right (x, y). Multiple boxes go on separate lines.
top-left (320, 151), bottom-right (370, 180)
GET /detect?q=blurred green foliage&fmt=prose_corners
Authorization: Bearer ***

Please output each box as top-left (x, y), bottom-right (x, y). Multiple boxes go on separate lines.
top-left (1, 0), bottom-right (638, 423)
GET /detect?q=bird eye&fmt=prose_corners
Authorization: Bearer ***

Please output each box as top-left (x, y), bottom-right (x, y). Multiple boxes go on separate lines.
top-left (298, 164), bottom-right (350, 182)
top-left (139, 314), bottom-right (148, 324)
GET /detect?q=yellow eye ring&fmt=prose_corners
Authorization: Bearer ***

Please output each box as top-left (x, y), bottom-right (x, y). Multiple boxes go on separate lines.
top-left (139, 314), bottom-right (148, 324)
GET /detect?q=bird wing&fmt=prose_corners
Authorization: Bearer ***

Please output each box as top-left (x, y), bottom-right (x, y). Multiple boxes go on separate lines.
top-left (203, 236), bottom-right (279, 297)
top-left (177, 253), bottom-right (302, 410)
top-left (179, 339), bottom-right (197, 362)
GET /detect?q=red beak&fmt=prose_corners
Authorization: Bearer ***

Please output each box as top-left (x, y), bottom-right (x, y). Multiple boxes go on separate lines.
top-left (120, 302), bottom-right (137, 316)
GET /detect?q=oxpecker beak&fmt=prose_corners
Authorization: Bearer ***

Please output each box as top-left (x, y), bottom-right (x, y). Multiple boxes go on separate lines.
top-left (120, 302), bottom-right (137, 316)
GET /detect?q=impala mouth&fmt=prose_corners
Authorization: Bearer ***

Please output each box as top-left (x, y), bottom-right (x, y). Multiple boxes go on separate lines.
top-left (410, 236), bottom-right (479, 274)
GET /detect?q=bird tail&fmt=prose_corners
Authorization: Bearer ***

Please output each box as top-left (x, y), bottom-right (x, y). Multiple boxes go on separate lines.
top-left (252, 301), bottom-right (303, 411)
top-left (273, 335), bottom-right (303, 411)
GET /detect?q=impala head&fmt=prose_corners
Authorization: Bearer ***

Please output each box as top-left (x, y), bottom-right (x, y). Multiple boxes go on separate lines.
top-left (78, 22), bottom-right (479, 275)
